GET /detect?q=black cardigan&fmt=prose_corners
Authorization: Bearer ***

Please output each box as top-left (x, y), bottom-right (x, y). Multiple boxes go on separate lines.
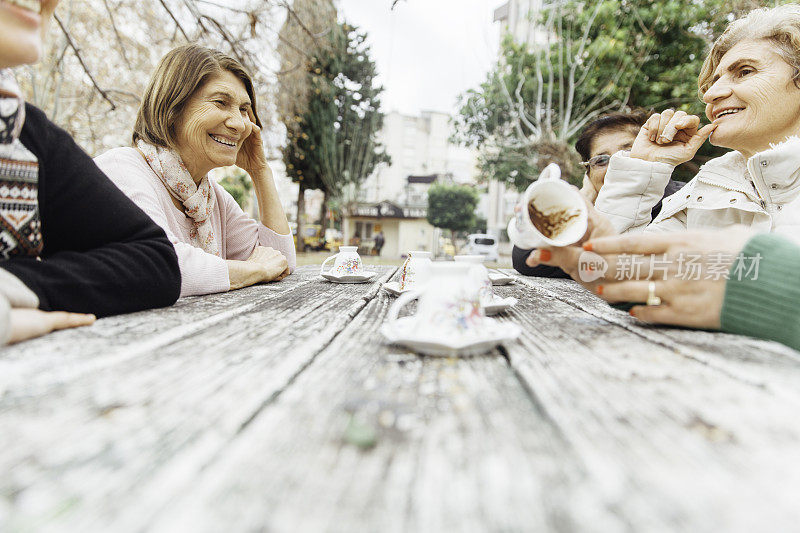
top-left (513, 179), bottom-right (685, 278)
top-left (0, 104), bottom-right (181, 316)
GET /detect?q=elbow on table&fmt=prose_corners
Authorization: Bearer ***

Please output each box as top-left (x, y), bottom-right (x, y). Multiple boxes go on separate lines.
top-left (145, 235), bottom-right (182, 308)
top-left (283, 246), bottom-right (298, 275)
top-left (512, 246), bottom-right (532, 275)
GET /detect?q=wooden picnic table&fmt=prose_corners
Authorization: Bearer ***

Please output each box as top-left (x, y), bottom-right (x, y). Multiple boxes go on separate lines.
top-left (2, 264), bottom-right (800, 532)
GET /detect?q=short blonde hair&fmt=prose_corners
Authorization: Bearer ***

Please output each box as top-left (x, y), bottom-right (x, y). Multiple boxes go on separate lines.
top-left (698, 3), bottom-right (800, 95)
top-left (133, 44), bottom-right (261, 148)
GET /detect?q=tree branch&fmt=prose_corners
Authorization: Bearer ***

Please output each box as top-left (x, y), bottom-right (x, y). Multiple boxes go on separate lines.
top-left (157, 0), bottom-right (190, 41)
top-left (54, 13), bottom-right (117, 111)
top-left (102, 0), bottom-right (131, 69)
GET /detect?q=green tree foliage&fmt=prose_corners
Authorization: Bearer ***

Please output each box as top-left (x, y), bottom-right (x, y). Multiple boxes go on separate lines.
top-left (469, 214), bottom-right (488, 235)
top-left (427, 184), bottom-right (479, 236)
top-left (291, 22), bottom-right (391, 199)
top-left (280, 16), bottom-right (390, 247)
top-left (277, 0), bottom-right (337, 249)
top-left (217, 167), bottom-right (254, 209)
top-left (453, 0), bottom-right (744, 190)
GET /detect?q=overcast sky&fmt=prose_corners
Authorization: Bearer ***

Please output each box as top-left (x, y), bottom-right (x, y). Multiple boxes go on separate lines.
top-left (337, 0), bottom-right (502, 116)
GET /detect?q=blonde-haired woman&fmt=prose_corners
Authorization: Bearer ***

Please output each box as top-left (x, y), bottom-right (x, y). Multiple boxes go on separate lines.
top-left (96, 45), bottom-right (296, 296)
top-left (593, 3), bottom-right (800, 239)
top-left (533, 4), bottom-right (800, 350)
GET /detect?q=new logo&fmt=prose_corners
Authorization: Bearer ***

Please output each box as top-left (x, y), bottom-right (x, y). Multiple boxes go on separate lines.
top-left (578, 251), bottom-right (608, 282)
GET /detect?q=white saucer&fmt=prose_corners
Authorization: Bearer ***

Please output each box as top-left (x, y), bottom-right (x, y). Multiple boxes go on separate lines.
top-left (321, 271), bottom-right (377, 283)
top-left (482, 296), bottom-right (518, 316)
top-left (489, 272), bottom-right (515, 285)
top-left (382, 281), bottom-right (414, 296)
top-left (380, 316), bottom-right (520, 357)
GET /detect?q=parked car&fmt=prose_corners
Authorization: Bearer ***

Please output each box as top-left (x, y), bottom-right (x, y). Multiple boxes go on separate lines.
top-left (324, 228), bottom-right (343, 251)
top-left (292, 224), bottom-right (342, 252)
top-left (437, 236), bottom-right (456, 259)
top-left (463, 233), bottom-right (499, 262)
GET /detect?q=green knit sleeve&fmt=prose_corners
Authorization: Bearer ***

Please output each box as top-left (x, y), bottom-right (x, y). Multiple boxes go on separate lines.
top-left (721, 234), bottom-right (800, 351)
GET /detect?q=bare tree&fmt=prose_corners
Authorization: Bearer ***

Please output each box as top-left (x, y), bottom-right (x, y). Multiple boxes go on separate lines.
top-left (276, 0), bottom-right (337, 250)
top-left (16, 0), bottom-right (313, 157)
top-left (484, 0), bottom-right (640, 181)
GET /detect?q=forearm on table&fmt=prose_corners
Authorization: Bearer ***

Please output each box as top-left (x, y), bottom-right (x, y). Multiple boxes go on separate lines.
top-left (173, 243), bottom-right (230, 297)
top-left (226, 259), bottom-right (264, 291)
top-left (252, 173), bottom-right (291, 235)
top-left (721, 234), bottom-right (800, 351)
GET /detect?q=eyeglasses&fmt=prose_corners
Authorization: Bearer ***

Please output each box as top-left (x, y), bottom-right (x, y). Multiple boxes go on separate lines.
top-left (580, 154), bottom-right (610, 170)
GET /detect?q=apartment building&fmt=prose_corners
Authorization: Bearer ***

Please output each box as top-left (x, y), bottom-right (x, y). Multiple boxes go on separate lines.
top-left (343, 110), bottom-right (479, 258)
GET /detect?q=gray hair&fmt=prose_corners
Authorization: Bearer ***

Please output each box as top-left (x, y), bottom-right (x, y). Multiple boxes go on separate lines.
top-left (698, 3), bottom-right (800, 95)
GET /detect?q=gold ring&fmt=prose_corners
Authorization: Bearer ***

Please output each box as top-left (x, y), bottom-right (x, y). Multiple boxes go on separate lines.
top-left (646, 281), bottom-right (661, 306)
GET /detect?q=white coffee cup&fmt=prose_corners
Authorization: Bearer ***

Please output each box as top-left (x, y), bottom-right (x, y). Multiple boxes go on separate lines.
top-left (507, 163), bottom-right (588, 249)
top-left (398, 250), bottom-right (433, 291)
top-left (387, 262), bottom-right (483, 335)
top-left (321, 246), bottom-right (363, 276)
top-left (453, 255), bottom-right (493, 305)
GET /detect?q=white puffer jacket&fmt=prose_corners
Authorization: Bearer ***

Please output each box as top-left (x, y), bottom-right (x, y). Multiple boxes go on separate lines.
top-left (594, 137), bottom-right (800, 243)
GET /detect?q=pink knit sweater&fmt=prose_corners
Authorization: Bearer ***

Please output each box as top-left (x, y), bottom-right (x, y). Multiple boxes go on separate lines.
top-left (95, 147), bottom-right (296, 297)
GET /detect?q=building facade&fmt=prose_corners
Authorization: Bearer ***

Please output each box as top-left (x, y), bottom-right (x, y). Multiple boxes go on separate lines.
top-left (344, 201), bottom-right (433, 259)
top-left (343, 110), bottom-right (479, 257)
top-left (493, 0), bottom-right (550, 46)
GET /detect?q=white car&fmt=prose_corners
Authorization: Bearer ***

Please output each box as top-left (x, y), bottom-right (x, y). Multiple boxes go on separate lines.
top-left (463, 233), bottom-right (499, 262)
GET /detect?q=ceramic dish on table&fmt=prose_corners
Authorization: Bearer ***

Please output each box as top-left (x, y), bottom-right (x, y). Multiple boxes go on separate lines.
top-left (482, 295), bottom-right (518, 316)
top-left (381, 262), bottom-right (520, 357)
top-left (382, 281), bottom-right (411, 296)
top-left (488, 271), bottom-right (516, 286)
top-left (321, 271), bottom-right (377, 284)
top-left (380, 316), bottom-right (520, 357)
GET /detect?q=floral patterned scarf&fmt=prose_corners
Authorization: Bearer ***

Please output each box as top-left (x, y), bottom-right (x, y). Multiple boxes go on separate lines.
top-left (0, 69), bottom-right (42, 259)
top-left (136, 139), bottom-right (220, 256)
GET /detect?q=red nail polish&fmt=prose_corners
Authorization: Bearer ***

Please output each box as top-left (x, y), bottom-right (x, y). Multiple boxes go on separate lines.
top-left (539, 249), bottom-right (551, 262)
top-left (629, 309), bottom-right (636, 317)
top-left (597, 285), bottom-right (603, 295)
top-left (583, 242), bottom-right (593, 251)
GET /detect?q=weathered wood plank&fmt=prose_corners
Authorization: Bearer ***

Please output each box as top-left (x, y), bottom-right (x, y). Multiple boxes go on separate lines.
top-left (503, 271), bottom-right (800, 397)
top-left (0, 266), bottom-right (373, 397)
top-left (144, 285), bottom-right (606, 533)
top-left (4, 268), bottom-right (800, 532)
top-left (496, 274), bottom-right (800, 531)
top-left (0, 266), bottom-right (396, 532)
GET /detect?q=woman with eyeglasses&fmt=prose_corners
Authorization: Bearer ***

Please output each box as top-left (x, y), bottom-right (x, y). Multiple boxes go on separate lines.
top-left (512, 111), bottom-right (682, 277)
top-left (525, 5), bottom-right (800, 352)
top-left (593, 4), bottom-right (800, 238)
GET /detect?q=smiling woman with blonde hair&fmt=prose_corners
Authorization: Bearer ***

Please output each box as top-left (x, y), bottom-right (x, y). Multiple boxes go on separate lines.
top-left (592, 3), bottom-right (800, 239)
top-left (529, 4), bottom-right (800, 349)
top-left (96, 44), bottom-right (296, 297)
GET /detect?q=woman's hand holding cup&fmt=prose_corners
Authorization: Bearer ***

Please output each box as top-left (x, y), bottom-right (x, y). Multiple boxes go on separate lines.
top-left (525, 197), bottom-right (618, 283)
top-left (576, 228), bottom-right (753, 329)
top-left (629, 109), bottom-right (717, 166)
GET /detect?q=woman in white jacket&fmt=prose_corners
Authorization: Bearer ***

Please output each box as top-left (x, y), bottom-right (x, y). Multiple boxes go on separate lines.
top-left (594, 4), bottom-right (800, 242)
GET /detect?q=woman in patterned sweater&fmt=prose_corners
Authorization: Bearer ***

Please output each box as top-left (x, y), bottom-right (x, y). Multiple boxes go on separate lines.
top-left (0, 0), bottom-right (181, 344)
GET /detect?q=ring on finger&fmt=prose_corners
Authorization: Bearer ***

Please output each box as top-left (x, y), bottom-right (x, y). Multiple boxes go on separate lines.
top-left (646, 281), bottom-right (662, 306)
